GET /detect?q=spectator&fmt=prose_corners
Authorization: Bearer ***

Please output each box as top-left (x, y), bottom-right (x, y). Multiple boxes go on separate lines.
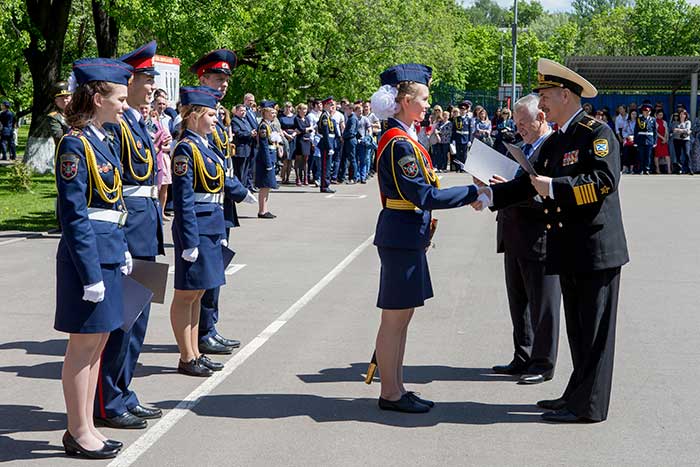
top-left (0, 101), bottom-right (17, 160)
top-left (279, 101), bottom-right (299, 184)
top-left (493, 108), bottom-right (516, 155)
top-left (255, 102), bottom-right (280, 217)
top-left (672, 108), bottom-right (693, 175)
top-left (362, 101), bottom-right (380, 176)
top-left (594, 110), bottom-right (607, 123)
top-left (356, 103), bottom-right (373, 183)
top-left (294, 103), bottom-right (312, 186)
top-left (432, 109), bottom-right (451, 172)
top-left (144, 106), bottom-right (173, 219)
top-left (691, 114), bottom-right (700, 174)
top-left (340, 102), bottom-right (359, 183)
top-left (306, 99), bottom-right (322, 186)
top-left (428, 105), bottom-right (442, 157)
top-left (614, 105), bottom-right (628, 144)
top-left (582, 102), bottom-right (594, 116)
top-left (472, 107), bottom-right (493, 146)
top-left (153, 93), bottom-right (173, 137)
top-left (654, 109), bottom-right (671, 174)
top-left (621, 110), bottom-right (638, 174)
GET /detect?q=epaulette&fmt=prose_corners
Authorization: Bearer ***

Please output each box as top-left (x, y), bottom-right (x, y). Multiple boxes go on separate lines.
top-left (67, 128), bottom-right (83, 137)
top-left (578, 115), bottom-right (602, 131)
top-left (48, 111), bottom-right (58, 117)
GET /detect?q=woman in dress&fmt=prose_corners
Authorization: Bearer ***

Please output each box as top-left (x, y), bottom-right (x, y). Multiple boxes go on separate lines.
top-left (473, 107), bottom-right (493, 146)
top-left (170, 86), bottom-right (228, 377)
top-left (622, 110), bottom-right (638, 174)
top-left (295, 103), bottom-right (313, 186)
top-left (654, 109), bottom-right (671, 174)
top-left (279, 101), bottom-right (299, 184)
top-left (54, 58), bottom-right (133, 459)
top-left (369, 63), bottom-right (485, 413)
top-left (255, 101), bottom-right (281, 218)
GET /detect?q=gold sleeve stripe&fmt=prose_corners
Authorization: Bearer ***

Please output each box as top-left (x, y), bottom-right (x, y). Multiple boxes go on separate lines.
top-left (573, 183), bottom-right (598, 205)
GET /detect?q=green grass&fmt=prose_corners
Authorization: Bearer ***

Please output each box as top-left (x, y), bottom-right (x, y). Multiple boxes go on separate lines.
top-left (0, 165), bottom-right (58, 232)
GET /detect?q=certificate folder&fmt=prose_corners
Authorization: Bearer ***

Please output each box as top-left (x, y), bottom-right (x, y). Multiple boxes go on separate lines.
top-left (121, 276), bottom-right (154, 332)
top-left (130, 259), bottom-right (170, 304)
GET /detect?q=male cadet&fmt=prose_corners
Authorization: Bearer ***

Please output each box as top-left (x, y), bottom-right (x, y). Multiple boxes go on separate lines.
top-left (0, 101), bottom-right (17, 160)
top-left (339, 101), bottom-right (359, 183)
top-left (451, 100), bottom-right (472, 171)
top-left (191, 49), bottom-right (254, 355)
top-left (318, 97), bottom-right (340, 193)
top-left (95, 41), bottom-right (165, 429)
top-left (490, 94), bottom-right (561, 385)
top-left (46, 81), bottom-right (72, 146)
top-left (479, 58), bottom-right (629, 423)
top-left (634, 102), bottom-right (656, 175)
top-left (243, 92), bottom-right (259, 190)
top-left (231, 104), bottom-right (255, 187)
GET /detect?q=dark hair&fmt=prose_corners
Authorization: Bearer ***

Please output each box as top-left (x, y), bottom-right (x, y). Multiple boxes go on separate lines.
top-left (65, 81), bottom-right (115, 128)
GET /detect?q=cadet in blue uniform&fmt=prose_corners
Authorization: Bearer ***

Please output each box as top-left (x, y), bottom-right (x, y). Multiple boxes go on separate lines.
top-left (191, 49), bottom-right (253, 354)
top-left (317, 97), bottom-right (339, 193)
top-left (369, 64), bottom-right (483, 413)
top-left (170, 86), bottom-right (229, 377)
top-left (0, 100), bottom-right (17, 160)
top-left (451, 100), bottom-right (472, 171)
top-left (255, 100), bottom-right (280, 218)
top-left (54, 58), bottom-right (133, 459)
top-left (94, 41), bottom-right (165, 430)
top-left (634, 102), bottom-right (656, 174)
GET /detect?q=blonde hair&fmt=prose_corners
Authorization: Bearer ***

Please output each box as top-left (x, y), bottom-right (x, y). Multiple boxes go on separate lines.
top-left (296, 103), bottom-right (308, 113)
top-left (395, 81), bottom-right (423, 107)
top-left (180, 105), bottom-right (211, 130)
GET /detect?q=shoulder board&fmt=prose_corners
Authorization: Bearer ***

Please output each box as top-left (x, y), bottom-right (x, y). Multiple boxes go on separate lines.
top-left (67, 128), bottom-right (83, 137)
top-left (578, 116), bottom-right (602, 131)
top-left (48, 111), bottom-right (58, 117)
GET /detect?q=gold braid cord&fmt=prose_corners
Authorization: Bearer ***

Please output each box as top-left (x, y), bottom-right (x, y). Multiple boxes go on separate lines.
top-left (212, 126), bottom-right (231, 159)
top-left (79, 136), bottom-right (123, 206)
top-left (119, 120), bottom-right (153, 182)
top-left (187, 141), bottom-right (224, 193)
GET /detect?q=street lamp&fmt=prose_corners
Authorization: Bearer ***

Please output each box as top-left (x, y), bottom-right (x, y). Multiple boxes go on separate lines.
top-left (511, 0), bottom-right (518, 107)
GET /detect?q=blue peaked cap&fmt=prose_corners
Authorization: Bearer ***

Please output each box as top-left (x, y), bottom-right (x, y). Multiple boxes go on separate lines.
top-left (179, 86), bottom-right (221, 109)
top-left (260, 100), bottom-right (276, 109)
top-left (73, 58), bottom-right (134, 86)
top-left (118, 41), bottom-right (160, 76)
top-left (380, 63), bottom-right (432, 87)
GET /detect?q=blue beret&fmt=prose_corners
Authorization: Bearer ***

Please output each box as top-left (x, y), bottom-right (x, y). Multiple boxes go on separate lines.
top-left (119, 41), bottom-right (160, 76)
top-left (260, 100), bottom-right (276, 109)
top-left (179, 86), bottom-right (221, 109)
top-left (189, 49), bottom-right (237, 77)
top-left (73, 58), bottom-right (134, 86)
top-left (380, 63), bottom-right (432, 87)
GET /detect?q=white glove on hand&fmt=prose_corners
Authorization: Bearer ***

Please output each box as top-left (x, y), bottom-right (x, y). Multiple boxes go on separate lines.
top-left (83, 281), bottom-right (105, 303)
top-left (120, 251), bottom-right (133, 276)
top-left (220, 238), bottom-right (228, 248)
top-left (329, 150), bottom-right (335, 156)
top-left (182, 247), bottom-right (199, 262)
top-left (244, 190), bottom-right (258, 204)
top-left (475, 192), bottom-right (490, 211)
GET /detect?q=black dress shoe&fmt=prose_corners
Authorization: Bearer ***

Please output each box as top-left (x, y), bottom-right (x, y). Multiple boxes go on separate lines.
top-left (129, 404), bottom-right (162, 419)
top-left (536, 398), bottom-right (567, 411)
top-left (492, 360), bottom-right (528, 375)
top-left (104, 439), bottom-right (123, 449)
top-left (378, 394), bottom-right (430, 413)
top-left (199, 336), bottom-right (233, 355)
top-left (406, 391), bottom-right (435, 408)
top-left (518, 372), bottom-right (553, 385)
top-left (178, 358), bottom-right (213, 377)
top-left (213, 334), bottom-right (240, 348)
top-left (62, 431), bottom-right (119, 459)
top-left (321, 188), bottom-right (336, 193)
top-left (198, 354), bottom-right (224, 371)
top-left (541, 408), bottom-right (596, 423)
top-left (257, 212), bottom-right (276, 219)
top-left (95, 412), bottom-right (147, 429)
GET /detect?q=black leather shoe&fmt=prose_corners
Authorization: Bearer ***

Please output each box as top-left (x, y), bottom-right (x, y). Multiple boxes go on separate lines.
top-left (198, 354), bottom-right (224, 371)
top-left (129, 404), bottom-right (162, 419)
top-left (542, 408), bottom-right (596, 423)
top-left (213, 334), bottom-right (241, 348)
top-left (536, 398), bottom-right (567, 411)
top-left (178, 358), bottom-right (213, 377)
top-left (94, 412), bottom-right (147, 429)
top-left (378, 394), bottom-right (430, 413)
top-left (518, 372), bottom-right (553, 385)
top-left (199, 336), bottom-right (233, 355)
top-left (492, 360), bottom-right (528, 375)
top-left (104, 439), bottom-right (123, 449)
top-left (321, 188), bottom-right (336, 193)
top-left (62, 431), bottom-right (119, 459)
top-left (406, 391), bottom-right (434, 408)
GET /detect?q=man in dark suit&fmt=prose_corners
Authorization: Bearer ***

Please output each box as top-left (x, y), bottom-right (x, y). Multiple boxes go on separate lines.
top-left (491, 94), bottom-right (561, 385)
top-left (231, 104), bottom-right (254, 191)
top-left (478, 59), bottom-right (629, 423)
top-left (243, 93), bottom-right (258, 190)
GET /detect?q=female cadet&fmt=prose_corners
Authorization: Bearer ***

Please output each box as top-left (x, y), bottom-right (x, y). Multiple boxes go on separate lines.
top-left (255, 101), bottom-right (281, 218)
top-left (54, 58), bottom-right (133, 458)
top-left (170, 86), bottom-right (228, 377)
top-left (370, 64), bottom-right (487, 413)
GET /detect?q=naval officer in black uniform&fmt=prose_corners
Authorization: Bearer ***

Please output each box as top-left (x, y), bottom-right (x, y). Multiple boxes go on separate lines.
top-left (477, 58), bottom-right (629, 423)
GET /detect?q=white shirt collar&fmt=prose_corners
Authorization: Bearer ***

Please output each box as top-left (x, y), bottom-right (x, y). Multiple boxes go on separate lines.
top-left (394, 118), bottom-right (418, 140)
top-left (126, 106), bottom-right (142, 122)
top-left (559, 108), bottom-right (583, 133)
top-left (531, 128), bottom-right (553, 151)
top-left (89, 124), bottom-right (106, 141)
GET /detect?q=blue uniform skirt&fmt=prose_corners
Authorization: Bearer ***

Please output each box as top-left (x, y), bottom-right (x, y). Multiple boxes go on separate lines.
top-left (173, 231), bottom-right (225, 291)
top-left (376, 247), bottom-right (434, 310)
top-left (255, 147), bottom-right (279, 189)
top-left (54, 260), bottom-right (124, 333)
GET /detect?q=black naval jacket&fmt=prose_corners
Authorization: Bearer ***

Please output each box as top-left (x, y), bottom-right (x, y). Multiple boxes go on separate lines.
top-left (491, 110), bottom-right (629, 274)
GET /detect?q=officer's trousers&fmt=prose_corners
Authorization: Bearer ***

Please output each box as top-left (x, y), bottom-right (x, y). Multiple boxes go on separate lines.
top-left (454, 142), bottom-right (468, 170)
top-left (232, 155), bottom-right (250, 190)
top-left (637, 145), bottom-right (653, 173)
top-left (320, 149), bottom-right (332, 190)
top-left (0, 134), bottom-right (16, 160)
top-left (199, 228), bottom-right (230, 339)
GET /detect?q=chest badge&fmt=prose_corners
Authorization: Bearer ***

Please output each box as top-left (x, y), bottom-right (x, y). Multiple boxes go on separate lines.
top-left (99, 163), bottom-right (113, 173)
top-left (562, 150), bottom-right (579, 166)
top-left (593, 139), bottom-right (609, 157)
top-left (136, 140), bottom-right (143, 150)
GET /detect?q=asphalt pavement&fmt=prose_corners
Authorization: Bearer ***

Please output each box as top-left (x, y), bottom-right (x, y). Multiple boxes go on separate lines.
top-left (1, 173), bottom-right (698, 466)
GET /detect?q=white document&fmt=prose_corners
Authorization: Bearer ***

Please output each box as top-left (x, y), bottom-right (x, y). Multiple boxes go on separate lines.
top-left (504, 142), bottom-right (538, 176)
top-left (463, 138), bottom-right (520, 182)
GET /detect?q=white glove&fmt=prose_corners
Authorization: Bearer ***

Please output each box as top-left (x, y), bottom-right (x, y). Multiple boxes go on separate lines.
top-left (220, 238), bottom-right (228, 248)
top-left (474, 192), bottom-right (491, 211)
top-left (243, 190), bottom-right (258, 204)
top-left (182, 247), bottom-right (199, 262)
top-left (120, 251), bottom-right (133, 276)
top-left (329, 150), bottom-right (335, 156)
top-left (83, 281), bottom-right (105, 303)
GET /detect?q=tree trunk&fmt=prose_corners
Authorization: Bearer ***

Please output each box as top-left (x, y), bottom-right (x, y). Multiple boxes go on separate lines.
top-left (92, 0), bottom-right (119, 58)
top-left (24, 0), bottom-right (73, 138)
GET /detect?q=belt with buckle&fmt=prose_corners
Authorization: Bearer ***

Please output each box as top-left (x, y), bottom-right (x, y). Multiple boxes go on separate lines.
top-left (122, 185), bottom-right (158, 199)
top-left (87, 207), bottom-right (128, 227)
top-left (194, 192), bottom-right (224, 204)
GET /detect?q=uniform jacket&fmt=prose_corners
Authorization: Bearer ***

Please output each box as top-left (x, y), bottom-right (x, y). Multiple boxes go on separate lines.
top-left (109, 108), bottom-right (164, 257)
top-left (172, 130), bottom-right (227, 250)
top-left (374, 118), bottom-right (478, 250)
top-left (47, 111), bottom-right (69, 145)
top-left (210, 119), bottom-right (246, 229)
top-left (55, 126), bottom-right (128, 285)
top-left (231, 115), bottom-right (254, 158)
top-left (491, 110), bottom-right (629, 273)
top-left (256, 120), bottom-right (278, 170)
top-left (318, 110), bottom-right (340, 151)
top-left (451, 114), bottom-right (472, 145)
top-left (634, 115), bottom-right (656, 147)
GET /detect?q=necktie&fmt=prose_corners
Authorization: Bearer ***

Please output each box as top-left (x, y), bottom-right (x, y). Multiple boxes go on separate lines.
top-left (522, 143), bottom-right (533, 158)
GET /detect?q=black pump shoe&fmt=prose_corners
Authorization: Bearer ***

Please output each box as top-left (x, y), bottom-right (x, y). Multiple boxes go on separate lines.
top-left (405, 391), bottom-right (435, 408)
top-left (178, 358), bottom-right (213, 377)
top-left (104, 439), bottom-right (123, 449)
top-left (197, 354), bottom-right (224, 371)
top-left (378, 394), bottom-right (430, 413)
top-left (62, 431), bottom-right (119, 459)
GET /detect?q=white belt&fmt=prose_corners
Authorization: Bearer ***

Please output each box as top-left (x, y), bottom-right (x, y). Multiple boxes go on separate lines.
top-left (194, 192), bottom-right (224, 204)
top-left (637, 131), bottom-right (653, 136)
top-left (123, 185), bottom-right (158, 198)
top-left (328, 135), bottom-right (336, 139)
top-left (268, 145), bottom-right (277, 150)
top-left (87, 208), bottom-right (128, 227)
top-left (456, 130), bottom-right (469, 135)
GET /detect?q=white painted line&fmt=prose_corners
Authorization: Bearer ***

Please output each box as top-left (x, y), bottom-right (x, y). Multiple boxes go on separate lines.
top-left (108, 233), bottom-right (375, 467)
top-left (324, 194), bottom-right (335, 199)
top-left (225, 264), bottom-right (246, 275)
top-left (0, 237), bottom-right (29, 247)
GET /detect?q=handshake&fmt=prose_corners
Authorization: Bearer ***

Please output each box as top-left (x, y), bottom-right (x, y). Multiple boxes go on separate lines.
top-left (471, 173), bottom-right (553, 211)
